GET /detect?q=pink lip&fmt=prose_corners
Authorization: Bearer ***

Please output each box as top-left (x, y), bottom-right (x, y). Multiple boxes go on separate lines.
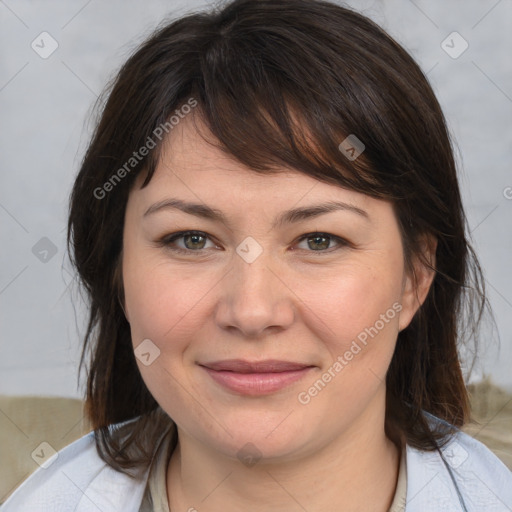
top-left (199, 359), bottom-right (315, 395)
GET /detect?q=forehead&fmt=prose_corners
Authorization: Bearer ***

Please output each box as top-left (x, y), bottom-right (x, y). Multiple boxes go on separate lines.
top-left (133, 114), bottom-right (374, 209)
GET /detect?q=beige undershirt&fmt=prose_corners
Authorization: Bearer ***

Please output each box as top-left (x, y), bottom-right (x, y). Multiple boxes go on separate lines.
top-left (139, 432), bottom-right (407, 512)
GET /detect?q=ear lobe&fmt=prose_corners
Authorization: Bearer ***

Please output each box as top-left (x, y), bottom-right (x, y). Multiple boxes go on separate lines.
top-left (398, 234), bottom-right (437, 332)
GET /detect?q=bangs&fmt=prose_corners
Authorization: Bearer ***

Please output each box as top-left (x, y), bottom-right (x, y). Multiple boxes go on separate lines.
top-left (138, 12), bottom-right (413, 201)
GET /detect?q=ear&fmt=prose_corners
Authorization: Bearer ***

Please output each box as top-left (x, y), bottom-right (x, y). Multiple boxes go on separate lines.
top-left (398, 233), bottom-right (437, 332)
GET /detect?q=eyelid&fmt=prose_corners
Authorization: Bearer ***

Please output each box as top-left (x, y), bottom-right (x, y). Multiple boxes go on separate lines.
top-left (157, 230), bottom-right (350, 255)
top-left (294, 232), bottom-right (349, 252)
top-left (158, 230), bottom-right (219, 254)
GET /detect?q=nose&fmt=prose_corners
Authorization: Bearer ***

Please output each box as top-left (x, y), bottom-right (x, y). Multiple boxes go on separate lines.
top-left (214, 245), bottom-right (295, 338)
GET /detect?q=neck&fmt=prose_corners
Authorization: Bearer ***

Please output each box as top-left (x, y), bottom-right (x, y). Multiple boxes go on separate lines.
top-left (166, 390), bottom-right (400, 512)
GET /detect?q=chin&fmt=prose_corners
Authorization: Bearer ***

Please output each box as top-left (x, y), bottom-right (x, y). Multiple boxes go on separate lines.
top-left (188, 407), bottom-right (319, 463)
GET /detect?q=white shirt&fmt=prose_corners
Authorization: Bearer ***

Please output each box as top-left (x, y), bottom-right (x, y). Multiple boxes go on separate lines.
top-left (2, 414), bottom-right (511, 511)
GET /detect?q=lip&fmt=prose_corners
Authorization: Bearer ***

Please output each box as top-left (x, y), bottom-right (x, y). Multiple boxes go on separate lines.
top-left (199, 359), bottom-right (315, 396)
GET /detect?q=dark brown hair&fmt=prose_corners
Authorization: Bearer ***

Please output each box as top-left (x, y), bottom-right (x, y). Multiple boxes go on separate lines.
top-left (67, 0), bottom-right (490, 474)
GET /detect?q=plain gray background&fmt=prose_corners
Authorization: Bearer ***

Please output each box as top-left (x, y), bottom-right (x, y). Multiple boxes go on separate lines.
top-left (1, 0), bottom-right (511, 397)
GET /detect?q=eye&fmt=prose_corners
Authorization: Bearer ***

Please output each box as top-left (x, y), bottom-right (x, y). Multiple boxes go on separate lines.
top-left (158, 230), bottom-right (218, 254)
top-left (295, 232), bottom-right (348, 253)
top-left (157, 230), bottom-right (349, 255)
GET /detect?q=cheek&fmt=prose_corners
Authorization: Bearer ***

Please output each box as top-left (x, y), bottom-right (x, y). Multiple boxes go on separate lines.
top-left (122, 258), bottom-right (208, 407)
top-left (296, 259), bottom-right (403, 354)
top-left (295, 265), bottom-right (402, 418)
top-left (123, 253), bottom-right (211, 346)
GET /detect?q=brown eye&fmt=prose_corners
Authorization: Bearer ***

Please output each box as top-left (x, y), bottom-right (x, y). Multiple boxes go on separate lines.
top-left (295, 232), bottom-right (347, 253)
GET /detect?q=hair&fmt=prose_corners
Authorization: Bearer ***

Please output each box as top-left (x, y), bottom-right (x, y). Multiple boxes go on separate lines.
top-left (67, 0), bottom-right (491, 475)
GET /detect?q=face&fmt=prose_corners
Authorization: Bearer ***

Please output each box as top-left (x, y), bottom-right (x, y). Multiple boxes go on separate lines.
top-left (121, 114), bottom-right (432, 462)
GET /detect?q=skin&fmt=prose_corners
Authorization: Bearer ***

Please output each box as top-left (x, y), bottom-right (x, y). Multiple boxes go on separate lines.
top-left (121, 114), bottom-right (436, 512)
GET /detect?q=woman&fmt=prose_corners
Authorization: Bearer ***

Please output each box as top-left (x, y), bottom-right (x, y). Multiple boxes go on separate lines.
top-left (3, 0), bottom-right (511, 510)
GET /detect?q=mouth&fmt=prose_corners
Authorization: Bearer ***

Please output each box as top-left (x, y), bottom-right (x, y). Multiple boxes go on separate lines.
top-left (198, 359), bottom-right (316, 396)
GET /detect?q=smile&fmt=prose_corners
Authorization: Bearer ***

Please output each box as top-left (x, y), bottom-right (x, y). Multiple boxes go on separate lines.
top-left (198, 359), bottom-right (316, 396)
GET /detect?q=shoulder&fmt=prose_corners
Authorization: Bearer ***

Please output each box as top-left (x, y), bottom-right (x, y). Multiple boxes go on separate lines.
top-left (1, 430), bottom-right (149, 512)
top-left (405, 415), bottom-right (512, 511)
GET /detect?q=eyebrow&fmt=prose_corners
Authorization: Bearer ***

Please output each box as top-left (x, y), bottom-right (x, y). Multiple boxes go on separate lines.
top-left (143, 198), bottom-right (370, 229)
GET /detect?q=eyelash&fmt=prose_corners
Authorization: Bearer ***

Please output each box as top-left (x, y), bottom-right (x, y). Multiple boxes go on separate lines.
top-left (157, 230), bottom-right (349, 256)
